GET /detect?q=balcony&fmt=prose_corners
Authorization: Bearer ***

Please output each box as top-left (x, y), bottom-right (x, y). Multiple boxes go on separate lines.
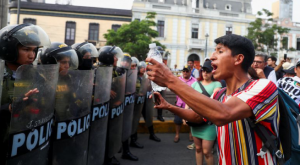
top-left (187, 38), bottom-right (206, 50)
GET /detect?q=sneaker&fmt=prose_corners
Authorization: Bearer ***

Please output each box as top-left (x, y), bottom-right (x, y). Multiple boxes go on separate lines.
top-left (187, 143), bottom-right (195, 150)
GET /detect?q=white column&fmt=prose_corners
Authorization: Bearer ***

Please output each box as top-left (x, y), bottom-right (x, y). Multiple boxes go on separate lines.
top-left (212, 22), bottom-right (217, 45)
top-left (171, 49), bottom-right (177, 67)
top-left (180, 19), bottom-right (186, 44)
top-left (241, 25), bottom-right (246, 36)
top-left (293, 34), bottom-right (296, 48)
top-left (172, 19), bottom-right (178, 44)
top-left (198, 22), bottom-right (202, 39)
top-left (179, 49), bottom-right (185, 68)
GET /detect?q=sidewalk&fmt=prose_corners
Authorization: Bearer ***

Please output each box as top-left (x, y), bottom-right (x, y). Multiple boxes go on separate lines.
top-left (115, 133), bottom-right (218, 165)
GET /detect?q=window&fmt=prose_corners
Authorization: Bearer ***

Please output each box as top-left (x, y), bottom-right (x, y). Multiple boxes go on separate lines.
top-left (282, 37), bottom-right (288, 50)
top-left (88, 23), bottom-right (99, 41)
top-left (226, 27), bottom-right (232, 35)
top-left (23, 18), bottom-right (36, 25)
top-left (135, 18), bottom-right (140, 22)
top-left (297, 38), bottom-right (300, 50)
top-left (112, 24), bottom-right (121, 32)
top-left (191, 28), bottom-right (198, 39)
top-left (65, 21), bottom-right (76, 46)
top-left (196, 0), bottom-right (199, 8)
top-left (157, 20), bottom-right (165, 37)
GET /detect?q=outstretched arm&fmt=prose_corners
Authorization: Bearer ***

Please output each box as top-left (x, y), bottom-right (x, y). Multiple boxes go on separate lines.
top-left (146, 58), bottom-right (253, 126)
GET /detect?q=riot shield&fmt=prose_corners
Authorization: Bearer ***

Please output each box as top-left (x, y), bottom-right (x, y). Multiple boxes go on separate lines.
top-left (52, 70), bottom-right (94, 165)
top-left (131, 75), bottom-right (148, 135)
top-left (6, 64), bottom-right (59, 165)
top-left (0, 60), bottom-right (4, 105)
top-left (106, 72), bottom-right (126, 159)
top-left (143, 79), bottom-right (155, 127)
top-left (87, 66), bottom-right (113, 165)
top-left (122, 69), bottom-right (137, 142)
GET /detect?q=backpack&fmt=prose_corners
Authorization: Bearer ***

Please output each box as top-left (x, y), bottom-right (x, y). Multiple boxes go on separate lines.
top-left (214, 87), bottom-right (300, 165)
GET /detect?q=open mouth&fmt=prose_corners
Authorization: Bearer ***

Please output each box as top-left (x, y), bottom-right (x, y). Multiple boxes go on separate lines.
top-left (211, 64), bottom-right (217, 74)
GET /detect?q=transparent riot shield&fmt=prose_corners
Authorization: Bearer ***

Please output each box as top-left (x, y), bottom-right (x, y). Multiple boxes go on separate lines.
top-left (122, 69), bottom-right (138, 142)
top-left (143, 79), bottom-right (155, 127)
top-left (106, 72), bottom-right (126, 159)
top-left (52, 70), bottom-right (94, 165)
top-left (131, 75), bottom-right (148, 135)
top-left (6, 64), bottom-right (59, 165)
top-left (87, 66), bottom-right (112, 165)
top-left (0, 60), bottom-right (5, 105)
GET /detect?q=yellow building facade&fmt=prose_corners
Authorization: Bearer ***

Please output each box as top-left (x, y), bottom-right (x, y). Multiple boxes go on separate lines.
top-left (9, 1), bottom-right (132, 48)
top-left (132, 0), bottom-right (256, 69)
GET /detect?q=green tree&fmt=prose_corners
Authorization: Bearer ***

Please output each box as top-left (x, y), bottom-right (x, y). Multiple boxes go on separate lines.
top-left (104, 12), bottom-right (166, 60)
top-left (246, 9), bottom-right (290, 55)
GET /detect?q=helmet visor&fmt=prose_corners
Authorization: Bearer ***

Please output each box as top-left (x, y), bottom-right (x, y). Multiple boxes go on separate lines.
top-left (55, 49), bottom-right (79, 70)
top-left (78, 43), bottom-right (98, 59)
top-left (12, 25), bottom-right (51, 48)
top-left (117, 54), bottom-right (132, 69)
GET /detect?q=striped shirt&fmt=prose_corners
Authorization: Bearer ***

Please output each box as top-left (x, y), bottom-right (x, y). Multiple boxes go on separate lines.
top-left (213, 79), bottom-right (280, 165)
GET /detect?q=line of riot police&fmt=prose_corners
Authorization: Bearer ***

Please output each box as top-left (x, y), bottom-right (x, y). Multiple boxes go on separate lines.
top-left (0, 23), bottom-right (160, 165)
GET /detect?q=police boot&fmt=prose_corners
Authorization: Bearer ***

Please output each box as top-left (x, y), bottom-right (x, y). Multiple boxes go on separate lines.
top-left (130, 132), bottom-right (144, 149)
top-left (105, 156), bottom-right (120, 165)
top-left (148, 125), bottom-right (161, 142)
top-left (157, 109), bottom-right (164, 122)
top-left (122, 140), bottom-right (139, 161)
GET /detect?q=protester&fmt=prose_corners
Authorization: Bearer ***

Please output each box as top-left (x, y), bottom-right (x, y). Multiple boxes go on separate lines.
top-left (174, 65), bottom-right (196, 143)
top-left (187, 60), bottom-right (221, 165)
top-left (252, 54), bottom-right (277, 84)
top-left (146, 34), bottom-right (280, 165)
top-left (267, 56), bottom-right (283, 80)
top-left (277, 59), bottom-right (300, 107)
top-left (282, 66), bottom-right (296, 78)
top-left (188, 59), bottom-right (199, 79)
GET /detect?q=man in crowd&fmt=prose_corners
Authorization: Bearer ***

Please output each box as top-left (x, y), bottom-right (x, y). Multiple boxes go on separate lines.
top-left (173, 66), bottom-right (196, 143)
top-left (277, 59), bottom-right (300, 107)
top-left (252, 54), bottom-right (277, 84)
top-left (267, 56), bottom-right (283, 80)
top-left (188, 60), bottom-right (199, 79)
top-left (146, 34), bottom-right (280, 164)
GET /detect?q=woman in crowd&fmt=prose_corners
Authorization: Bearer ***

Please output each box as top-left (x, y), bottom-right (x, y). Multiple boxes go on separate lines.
top-left (186, 60), bottom-right (221, 165)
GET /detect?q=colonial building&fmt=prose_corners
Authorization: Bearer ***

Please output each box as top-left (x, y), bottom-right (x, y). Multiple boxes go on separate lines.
top-left (132, 0), bottom-right (255, 69)
top-left (9, 1), bottom-right (132, 47)
top-left (272, 0), bottom-right (300, 63)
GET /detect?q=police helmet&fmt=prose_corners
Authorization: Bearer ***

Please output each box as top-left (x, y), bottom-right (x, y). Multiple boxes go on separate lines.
top-left (131, 57), bottom-right (139, 67)
top-left (98, 46), bottom-right (123, 66)
top-left (138, 61), bottom-right (146, 70)
top-left (0, 23), bottom-right (51, 62)
top-left (72, 42), bottom-right (98, 65)
top-left (72, 42), bottom-right (98, 70)
top-left (40, 42), bottom-right (78, 70)
top-left (117, 53), bottom-right (132, 70)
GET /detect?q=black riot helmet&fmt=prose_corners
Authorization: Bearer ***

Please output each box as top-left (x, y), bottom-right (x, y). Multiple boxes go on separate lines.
top-left (40, 42), bottom-right (78, 70)
top-left (71, 42), bottom-right (98, 70)
top-left (98, 46), bottom-right (123, 66)
top-left (0, 23), bottom-right (51, 62)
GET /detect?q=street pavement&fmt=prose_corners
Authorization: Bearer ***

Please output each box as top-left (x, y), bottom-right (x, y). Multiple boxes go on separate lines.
top-left (115, 133), bottom-right (218, 165)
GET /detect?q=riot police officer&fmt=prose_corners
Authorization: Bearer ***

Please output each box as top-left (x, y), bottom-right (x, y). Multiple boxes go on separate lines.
top-left (121, 55), bottom-right (139, 161)
top-left (0, 23), bottom-right (51, 164)
top-left (40, 42), bottom-right (78, 72)
top-left (98, 46), bottom-right (125, 165)
top-left (72, 42), bottom-right (99, 70)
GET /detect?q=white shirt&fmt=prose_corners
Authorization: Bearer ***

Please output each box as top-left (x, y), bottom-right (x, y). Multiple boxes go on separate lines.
top-left (191, 68), bottom-right (199, 79)
top-left (267, 70), bottom-right (277, 86)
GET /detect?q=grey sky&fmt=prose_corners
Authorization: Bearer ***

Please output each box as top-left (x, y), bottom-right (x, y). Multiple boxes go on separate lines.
top-left (46, 0), bottom-right (300, 22)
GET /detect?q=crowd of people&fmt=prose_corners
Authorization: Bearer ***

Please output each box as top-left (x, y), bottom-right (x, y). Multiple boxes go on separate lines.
top-left (0, 23), bottom-right (300, 165)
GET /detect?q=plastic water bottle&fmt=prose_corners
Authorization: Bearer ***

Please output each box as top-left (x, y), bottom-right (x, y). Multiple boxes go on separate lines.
top-left (147, 43), bottom-right (166, 92)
